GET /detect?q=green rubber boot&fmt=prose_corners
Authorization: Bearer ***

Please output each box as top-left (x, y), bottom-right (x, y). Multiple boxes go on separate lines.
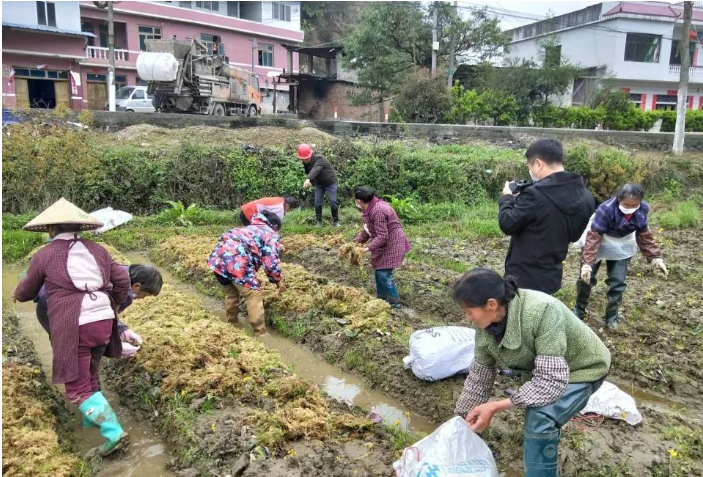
top-left (79, 392), bottom-right (129, 457)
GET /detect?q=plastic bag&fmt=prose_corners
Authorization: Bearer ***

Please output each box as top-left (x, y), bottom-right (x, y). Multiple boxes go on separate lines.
top-left (90, 207), bottom-right (133, 234)
top-left (136, 52), bottom-right (179, 82)
top-left (393, 416), bottom-right (499, 477)
top-left (573, 214), bottom-right (637, 261)
top-left (403, 327), bottom-right (475, 381)
top-left (580, 381), bottom-right (642, 426)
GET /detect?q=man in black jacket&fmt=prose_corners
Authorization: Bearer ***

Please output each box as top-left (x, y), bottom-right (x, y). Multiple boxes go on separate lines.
top-left (499, 139), bottom-right (595, 295)
top-left (298, 143), bottom-right (339, 227)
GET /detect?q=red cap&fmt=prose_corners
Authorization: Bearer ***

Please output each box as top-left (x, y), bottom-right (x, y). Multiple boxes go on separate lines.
top-left (297, 143), bottom-right (313, 160)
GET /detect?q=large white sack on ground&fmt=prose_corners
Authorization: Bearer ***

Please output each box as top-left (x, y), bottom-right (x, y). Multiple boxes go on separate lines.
top-left (137, 52), bottom-right (179, 82)
top-left (90, 207), bottom-right (133, 234)
top-left (392, 416), bottom-right (499, 477)
top-left (403, 327), bottom-right (475, 381)
top-left (580, 381), bottom-right (642, 426)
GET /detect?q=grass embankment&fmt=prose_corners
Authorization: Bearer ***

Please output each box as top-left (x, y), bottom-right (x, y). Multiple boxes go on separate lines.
top-left (2, 307), bottom-right (89, 477)
top-left (104, 284), bottom-right (397, 475)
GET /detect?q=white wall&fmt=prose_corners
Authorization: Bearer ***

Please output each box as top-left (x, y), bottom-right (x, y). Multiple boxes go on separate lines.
top-left (3, 1), bottom-right (81, 32)
top-left (507, 17), bottom-right (703, 85)
top-left (262, 1), bottom-right (301, 32)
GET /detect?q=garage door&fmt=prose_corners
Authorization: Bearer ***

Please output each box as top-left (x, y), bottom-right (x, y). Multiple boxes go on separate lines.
top-left (88, 82), bottom-right (107, 110)
top-left (54, 81), bottom-right (70, 108)
top-left (14, 78), bottom-right (29, 108)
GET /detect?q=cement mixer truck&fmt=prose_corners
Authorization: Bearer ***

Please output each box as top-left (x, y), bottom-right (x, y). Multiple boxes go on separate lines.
top-left (137, 38), bottom-right (261, 116)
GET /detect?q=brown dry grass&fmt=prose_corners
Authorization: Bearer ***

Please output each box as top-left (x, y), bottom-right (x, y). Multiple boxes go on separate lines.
top-left (111, 125), bottom-right (337, 150)
top-left (156, 235), bottom-right (391, 332)
top-left (120, 283), bottom-right (373, 448)
top-left (2, 362), bottom-right (83, 477)
top-left (338, 243), bottom-right (366, 268)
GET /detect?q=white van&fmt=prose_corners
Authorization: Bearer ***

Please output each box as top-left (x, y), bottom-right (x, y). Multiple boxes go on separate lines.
top-left (106, 86), bottom-right (155, 113)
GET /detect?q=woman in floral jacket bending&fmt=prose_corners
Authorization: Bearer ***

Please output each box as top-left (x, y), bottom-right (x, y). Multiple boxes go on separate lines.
top-left (208, 211), bottom-right (286, 335)
top-left (353, 187), bottom-right (410, 308)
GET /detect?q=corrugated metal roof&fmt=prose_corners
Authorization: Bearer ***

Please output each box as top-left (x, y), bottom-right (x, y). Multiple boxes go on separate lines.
top-left (603, 2), bottom-right (703, 22)
top-left (2, 22), bottom-right (96, 37)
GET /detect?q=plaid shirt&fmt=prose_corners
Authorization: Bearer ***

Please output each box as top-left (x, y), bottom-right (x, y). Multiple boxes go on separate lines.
top-left (454, 356), bottom-right (569, 416)
top-left (354, 198), bottom-right (410, 270)
top-left (592, 197), bottom-right (650, 238)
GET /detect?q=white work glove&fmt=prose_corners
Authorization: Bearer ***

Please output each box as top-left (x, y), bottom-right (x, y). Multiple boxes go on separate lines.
top-left (580, 264), bottom-right (592, 283)
top-left (121, 341), bottom-right (140, 358)
top-left (121, 329), bottom-right (143, 345)
top-left (651, 258), bottom-right (668, 277)
top-left (303, 179), bottom-right (312, 189)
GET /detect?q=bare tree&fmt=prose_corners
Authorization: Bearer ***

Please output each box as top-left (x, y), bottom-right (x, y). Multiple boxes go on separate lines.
top-left (673, 2), bottom-right (693, 155)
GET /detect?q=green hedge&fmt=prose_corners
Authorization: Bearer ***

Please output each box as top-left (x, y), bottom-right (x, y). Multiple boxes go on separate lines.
top-left (2, 122), bottom-right (701, 215)
top-left (447, 84), bottom-right (703, 131)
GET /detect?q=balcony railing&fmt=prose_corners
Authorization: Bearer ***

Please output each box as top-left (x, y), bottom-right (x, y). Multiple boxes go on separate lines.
top-left (85, 46), bottom-right (138, 62)
top-left (669, 65), bottom-right (703, 76)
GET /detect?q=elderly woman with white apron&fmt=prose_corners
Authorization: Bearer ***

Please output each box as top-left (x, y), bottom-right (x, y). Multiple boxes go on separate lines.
top-left (13, 198), bottom-right (131, 457)
top-left (574, 184), bottom-right (668, 329)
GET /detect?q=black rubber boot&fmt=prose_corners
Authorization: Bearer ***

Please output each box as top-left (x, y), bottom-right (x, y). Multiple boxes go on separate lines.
top-left (331, 205), bottom-right (339, 226)
top-left (574, 278), bottom-right (593, 319)
top-left (315, 206), bottom-right (323, 226)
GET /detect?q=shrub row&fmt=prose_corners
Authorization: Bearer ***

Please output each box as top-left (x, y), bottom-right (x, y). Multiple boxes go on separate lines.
top-left (447, 84), bottom-right (703, 131)
top-left (2, 122), bottom-right (700, 215)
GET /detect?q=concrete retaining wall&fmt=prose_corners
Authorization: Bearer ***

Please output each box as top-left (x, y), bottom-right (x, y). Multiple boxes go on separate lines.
top-left (17, 110), bottom-right (703, 151)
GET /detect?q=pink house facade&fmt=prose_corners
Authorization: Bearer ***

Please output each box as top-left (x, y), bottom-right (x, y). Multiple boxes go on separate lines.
top-left (3, 1), bottom-right (303, 111)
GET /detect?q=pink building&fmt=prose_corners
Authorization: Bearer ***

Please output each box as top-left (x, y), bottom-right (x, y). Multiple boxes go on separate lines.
top-left (2, 1), bottom-right (302, 112)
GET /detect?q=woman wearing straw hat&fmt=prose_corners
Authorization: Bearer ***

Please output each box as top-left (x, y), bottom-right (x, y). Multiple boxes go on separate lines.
top-left (12, 197), bottom-right (131, 457)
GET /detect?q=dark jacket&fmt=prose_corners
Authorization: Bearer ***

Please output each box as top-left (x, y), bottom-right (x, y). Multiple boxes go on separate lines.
top-left (499, 171), bottom-right (595, 295)
top-left (303, 153), bottom-right (337, 186)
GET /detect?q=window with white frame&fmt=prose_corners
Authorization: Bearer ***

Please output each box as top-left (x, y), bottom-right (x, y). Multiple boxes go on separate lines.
top-left (195, 1), bottom-right (218, 11)
top-left (36, 1), bottom-right (56, 27)
top-left (201, 34), bottom-right (225, 56)
top-left (139, 25), bottom-right (162, 51)
top-left (624, 33), bottom-right (661, 63)
top-left (655, 94), bottom-right (677, 110)
top-left (272, 2), bottom-right (291, 21)
top-left (258, 43), bottom-right (274, 67)
top-left (629, 93), bottom-right (642, 109)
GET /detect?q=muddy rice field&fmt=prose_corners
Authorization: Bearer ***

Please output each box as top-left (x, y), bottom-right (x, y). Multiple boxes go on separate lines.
top-left (7, 211), bottom-right (700, 477)
top-left (2, 124), bottom-right (702, 477)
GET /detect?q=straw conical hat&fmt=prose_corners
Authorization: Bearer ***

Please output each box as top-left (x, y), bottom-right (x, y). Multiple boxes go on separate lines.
top-left (23, 198), bottom-right (103, 232)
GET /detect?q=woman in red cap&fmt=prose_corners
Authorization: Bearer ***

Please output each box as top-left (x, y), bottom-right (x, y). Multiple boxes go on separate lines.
top-left (297, 143), bottom-right (339, 227)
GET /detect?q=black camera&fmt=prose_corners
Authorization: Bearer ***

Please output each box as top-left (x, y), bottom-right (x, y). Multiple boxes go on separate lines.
top-left (509, 180), bottom-right (534, 194)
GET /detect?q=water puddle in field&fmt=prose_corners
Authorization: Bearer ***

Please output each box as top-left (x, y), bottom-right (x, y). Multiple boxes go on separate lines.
top-left (123, 252), bottom-right (437, 435)
top-left (2, 263), bottom-right (176, 477)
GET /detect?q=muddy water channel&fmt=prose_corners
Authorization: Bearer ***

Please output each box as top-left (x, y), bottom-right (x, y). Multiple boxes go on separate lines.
top-left (124, 252), bottom-right (437, 435)
top-left (3, 263), bottom-right (176, 477)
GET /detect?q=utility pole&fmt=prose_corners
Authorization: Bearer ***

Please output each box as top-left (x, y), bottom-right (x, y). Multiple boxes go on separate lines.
top-left (673, 1), bottom-right (693, 155)
top-left (250, 38), bottom-right (257, 74)
top-left (107, 1), bottom-right (115, 112)
top-left (447, 1), bottom-right (457, 87)
top-left (431, 2), bottom-right (438, 76)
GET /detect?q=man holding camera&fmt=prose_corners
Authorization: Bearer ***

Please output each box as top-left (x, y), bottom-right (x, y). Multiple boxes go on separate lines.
top-left (499, 139), bottom-right (595, 295)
